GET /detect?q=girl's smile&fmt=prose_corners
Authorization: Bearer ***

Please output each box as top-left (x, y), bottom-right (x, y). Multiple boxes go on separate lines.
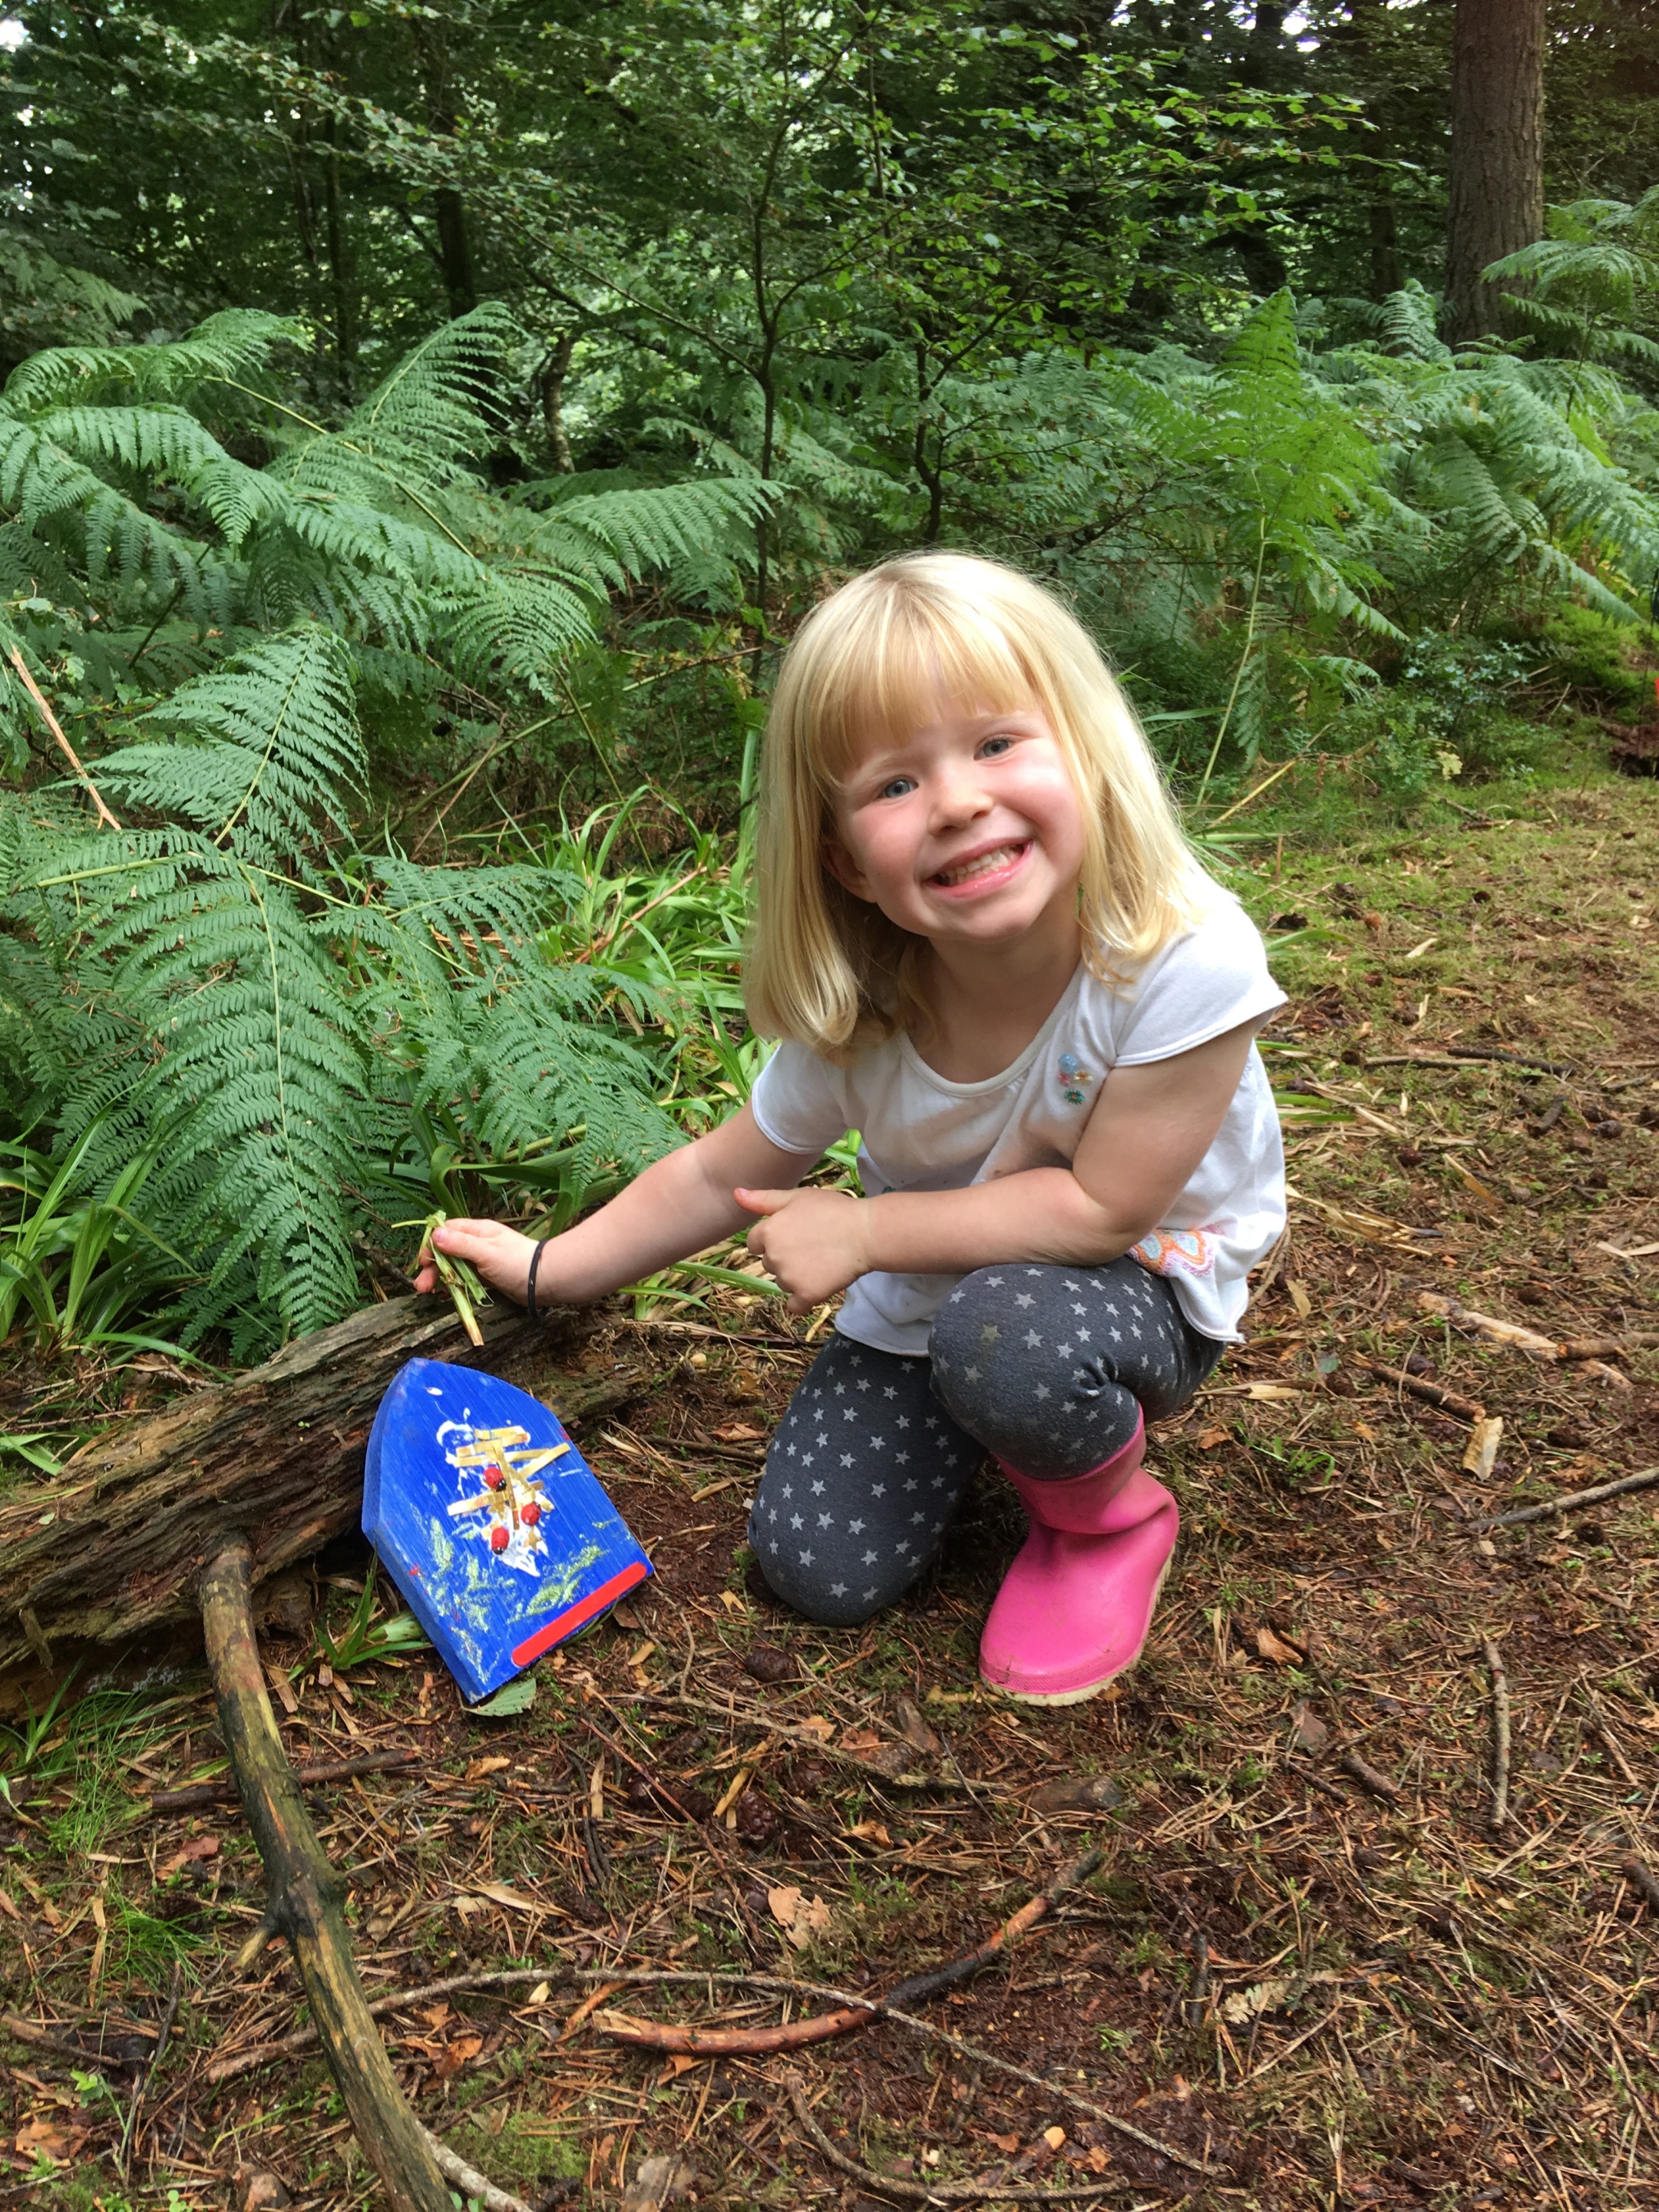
top-left (824, 702), bottom-right (1086, 957)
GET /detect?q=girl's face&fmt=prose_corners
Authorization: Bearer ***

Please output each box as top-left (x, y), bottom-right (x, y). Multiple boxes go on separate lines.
top-left (824, 696), bottom-right (1086, 954)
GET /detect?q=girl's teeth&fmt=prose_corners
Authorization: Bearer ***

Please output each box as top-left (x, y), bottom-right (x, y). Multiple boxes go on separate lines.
top-left (939, 845), bottom-right (1017, 886)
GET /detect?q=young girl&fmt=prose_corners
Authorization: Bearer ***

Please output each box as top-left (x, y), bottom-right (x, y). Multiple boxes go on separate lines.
top-left (418, 554), bottom-right (1285, 1704)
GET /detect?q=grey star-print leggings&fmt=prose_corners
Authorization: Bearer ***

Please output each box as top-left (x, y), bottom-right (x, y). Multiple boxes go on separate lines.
top-left (747, 1256), bottom-right (1223, 1625)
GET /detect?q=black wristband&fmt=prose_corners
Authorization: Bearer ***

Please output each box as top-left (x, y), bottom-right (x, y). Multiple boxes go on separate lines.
top-left (526, 1239), bottom-right (548, 1320)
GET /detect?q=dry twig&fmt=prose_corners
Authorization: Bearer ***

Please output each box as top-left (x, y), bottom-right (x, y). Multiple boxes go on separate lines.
top-left (598, 1847), bottom-right (1103, 2057)
top-left (1482, 1638), bottom-right (1511, 1834)
top-left (1470, 1465), bottom-right (1659, 1531)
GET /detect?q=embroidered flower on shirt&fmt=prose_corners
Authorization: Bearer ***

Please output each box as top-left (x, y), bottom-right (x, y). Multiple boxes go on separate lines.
top-left (1132, 1225), bottom-right (1223, 1278)
top-left (1056, 1050), bottom-right (1094, 1106)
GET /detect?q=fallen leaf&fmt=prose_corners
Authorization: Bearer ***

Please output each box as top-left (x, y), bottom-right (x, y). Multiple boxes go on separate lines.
top-left (233, 2167), bottom-right (293, 2212)
top-left (159, 1833), bottom-right (221, 1877)
top-left (768, 1886), bottom-right (831, 1948)
top-left (472, 1678), bottom-right (535, 1718)
top-left (838, 1728), bottom-right (886, 1756)
top-left (1352, 1420), bottom-right (1377, 1442)
top-left (719, 1591), bottom-right (747, 1614)
top-left (1455, 1164), bottom-right (1500, 1211)
top-left (843, 1820), bottom-right (892, 1845)
top-left (431, 2034), bottom-right (483, 2081)
top-left (1246, 1381), bottom-right (1305, 1400)
top-left (15, 2117), bottom-right (88, 2164)
top-left (474, 1879), bottom-right (545, 1916)
top-left (527, 1981), bottom-right (550, 2005)
top-left (659, 2053), bottom-right (699, 2079)
top-left (612, 1602), bottom-right (642, 1630)
top-left (1255, 1625), bottom-right (1307, 1666)
top-left (795, 1714), bottom-right (834, 1742)
top-left (1196, 1423), bottom-right (1231, 1450)
top-left (1290, 1701), bottom-right (1330, 1756)
top-left (1085, 2147), bottom-right (1112, 2174)
top-left (893, 1696), bottom-right (940, 1754)
top-left (1286, 1278), bottom-right (1313, 1319)
top-left (418, 2004), bottom-right (451, 2028)
top-left (1221, 1977), bottom-right (1295, 2025)
top-left (712, 1422), bottom-right (765, 1442)
top-left (1043, 2127), bottom-right (1067, 2151)
top-left (989, 2133), bottom-right (1020, 2154)
top-left (620, 2154), bottom-right (697, 2210)
top-left (464, 1754), bottom-right (512, 1781)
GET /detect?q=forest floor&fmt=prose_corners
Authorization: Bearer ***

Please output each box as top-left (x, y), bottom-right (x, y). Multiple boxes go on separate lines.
top-left (4, 752), bottom-right (1659, 2212)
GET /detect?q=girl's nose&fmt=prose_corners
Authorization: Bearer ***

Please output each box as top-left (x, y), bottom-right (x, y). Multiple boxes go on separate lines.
top-left (930, 766), bottom-right (993, 827)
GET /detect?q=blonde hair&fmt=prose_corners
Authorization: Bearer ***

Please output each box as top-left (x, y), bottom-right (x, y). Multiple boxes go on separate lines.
top-left (745, 551), bottom-right (1198, 1056)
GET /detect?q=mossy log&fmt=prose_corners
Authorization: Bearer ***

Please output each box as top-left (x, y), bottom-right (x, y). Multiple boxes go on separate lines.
top-left (0, 1293), bottom-right (643, 1675)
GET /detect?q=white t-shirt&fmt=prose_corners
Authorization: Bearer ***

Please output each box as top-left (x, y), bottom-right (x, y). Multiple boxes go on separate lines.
top-left (749, 884), bottom-right (1287, 1355)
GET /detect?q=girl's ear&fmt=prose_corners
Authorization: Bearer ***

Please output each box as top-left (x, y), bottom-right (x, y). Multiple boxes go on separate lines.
top-left (821, 835), bottom-right (874, 902)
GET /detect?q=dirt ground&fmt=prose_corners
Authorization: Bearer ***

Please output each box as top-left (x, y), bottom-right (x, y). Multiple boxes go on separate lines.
top-left (4, 765), bottom-right (1659, 2212)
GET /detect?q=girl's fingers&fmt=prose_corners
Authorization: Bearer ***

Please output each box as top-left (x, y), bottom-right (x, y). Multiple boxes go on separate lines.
top-left (734, 1186), bottom-right (791, 1215)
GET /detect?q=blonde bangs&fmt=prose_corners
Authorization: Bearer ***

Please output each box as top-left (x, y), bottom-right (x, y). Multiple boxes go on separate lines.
top-left (745, 553), bottom-right (1200, 1060)
top-left (793, 575), bottom-right (1047, 793)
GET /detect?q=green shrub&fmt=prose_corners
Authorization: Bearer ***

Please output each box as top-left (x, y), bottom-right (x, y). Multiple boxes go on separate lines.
top-left (1533, 604), bottom-right (1655, 716)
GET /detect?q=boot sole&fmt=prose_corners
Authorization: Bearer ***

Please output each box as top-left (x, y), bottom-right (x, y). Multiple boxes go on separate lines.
top-left (982, 1554), bottom-right (1173, 1707)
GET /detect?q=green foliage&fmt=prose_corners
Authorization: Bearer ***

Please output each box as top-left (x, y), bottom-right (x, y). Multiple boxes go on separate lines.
top-left (0, 7), bottom-right (1656, 1357)
top-left (1532, 603), bottom-right (1657, 713)
top-left (0, 309), bottom-right (775, 1350)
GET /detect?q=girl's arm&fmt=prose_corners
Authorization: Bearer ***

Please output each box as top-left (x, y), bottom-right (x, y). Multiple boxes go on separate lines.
top-left (414, 1102), bottom-right (822, 1307)
top-left (741, 1017), bottom-right (1264, 1312)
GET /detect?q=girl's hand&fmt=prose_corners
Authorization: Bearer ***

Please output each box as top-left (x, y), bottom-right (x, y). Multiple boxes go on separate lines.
top-left (736, 1186), bottom-right (874, 1315)
top-left (413, 1219), bottom-right (543, 1306)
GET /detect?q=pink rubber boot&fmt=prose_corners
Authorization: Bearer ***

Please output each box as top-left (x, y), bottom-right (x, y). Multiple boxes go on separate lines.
top-left (979, 1413), bottom-right (1178, 1705)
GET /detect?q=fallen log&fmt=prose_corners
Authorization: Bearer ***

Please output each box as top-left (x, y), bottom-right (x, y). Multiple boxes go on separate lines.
top-left (1, 1292), bottom-right (647, 2211)
top-left (0, 1292), bottom-right (643, 1674)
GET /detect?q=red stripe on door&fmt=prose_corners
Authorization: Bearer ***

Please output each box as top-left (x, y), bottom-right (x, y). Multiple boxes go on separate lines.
top-left (511, 1560), bottom-right (650, 1667)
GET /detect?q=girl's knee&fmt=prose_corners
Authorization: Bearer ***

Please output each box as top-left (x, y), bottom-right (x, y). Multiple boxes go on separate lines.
top-left (927, 1265), bottom-right (1007, 1421)
top-left (746, 1544), bottom-right (884, 1628)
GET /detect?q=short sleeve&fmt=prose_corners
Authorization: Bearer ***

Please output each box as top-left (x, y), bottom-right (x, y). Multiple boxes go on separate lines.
top-left (1108, 894), bottom-right (1287, 1067)
top-left (749, 1040), bottom-right (854, 1158)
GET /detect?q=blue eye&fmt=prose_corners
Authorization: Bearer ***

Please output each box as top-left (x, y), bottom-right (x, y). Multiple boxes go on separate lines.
top-left (980, 735), bottom-right (1014, 759)
top-left (878, 776), bottom-right (914, 800)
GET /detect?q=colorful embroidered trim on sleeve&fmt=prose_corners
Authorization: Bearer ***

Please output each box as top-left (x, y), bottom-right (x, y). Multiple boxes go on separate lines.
top-left (1131, 1226), bottom-right (1221, 1278)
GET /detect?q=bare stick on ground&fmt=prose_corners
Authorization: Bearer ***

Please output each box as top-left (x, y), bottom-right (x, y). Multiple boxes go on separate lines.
top-left (150, 1747), bottom-right (421, 1817)
top-left (598, 1846), bottom-right (1103, 2058)
top-left (1354, 1357), bottom-right (1484, 1422)
top-left (1482, 1637), bottom-right (1511, 1834)
top-left (200, 1535), bottom-right (452, 2212)
top-left (1470, 1465), bottom-right (1659, 1531)
top-left (1337, 1751), bottom-right (1401, 1803)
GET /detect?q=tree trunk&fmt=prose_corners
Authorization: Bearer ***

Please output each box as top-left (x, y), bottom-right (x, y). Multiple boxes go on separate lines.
top-left (540, 331), bottom-right (576, 471)
top-left (0, 1296), bottom-right (642, 1675)
top-left (435, 187), bottom-right (478, 317)
top-left (1445, 0), bottom-right (1546, 342)
top-left (1370, 185), bottom-right (1403, 302)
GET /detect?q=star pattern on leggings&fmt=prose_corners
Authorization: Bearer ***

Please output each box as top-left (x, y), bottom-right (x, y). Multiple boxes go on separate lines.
top-left (749, 1257), bottom-right (1220, 1618)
